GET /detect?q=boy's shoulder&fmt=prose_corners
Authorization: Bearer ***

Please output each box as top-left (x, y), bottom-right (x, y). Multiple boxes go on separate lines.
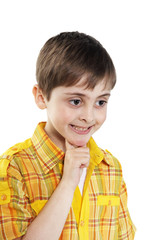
top-left (0, 138), bottom-right (32, 160)
top-left (0, 138), bottom-right (32, 177)
top-left (0, 138), bottom-right (33, 205)
top-left (101, 147), bottom-right (122, 171)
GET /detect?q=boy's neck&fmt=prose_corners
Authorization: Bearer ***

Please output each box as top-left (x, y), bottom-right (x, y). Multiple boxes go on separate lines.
top-left (44, 123), bottom-right (66, 152)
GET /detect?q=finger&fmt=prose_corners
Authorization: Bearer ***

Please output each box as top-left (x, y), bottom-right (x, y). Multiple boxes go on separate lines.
top-left (80, 162), bottom-right (89, 168)
top-left (65, 139), bottom-right (75, 150)
top-left (79, 156), bottom-right (90, 167)
top-left (73, 147), bottom-right (90, 154)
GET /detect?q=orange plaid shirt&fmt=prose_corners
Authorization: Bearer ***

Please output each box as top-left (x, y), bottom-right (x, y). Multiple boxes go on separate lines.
top-left (0, 122), bottom-right (136, 240)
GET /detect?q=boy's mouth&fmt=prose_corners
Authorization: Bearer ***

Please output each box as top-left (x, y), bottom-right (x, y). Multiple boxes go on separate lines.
top-left (69, 124), bottom-right (93, 135)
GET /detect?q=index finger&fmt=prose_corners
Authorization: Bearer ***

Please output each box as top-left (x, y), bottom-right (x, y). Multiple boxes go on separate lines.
top-left (65, 139), bottom-right (75, 150)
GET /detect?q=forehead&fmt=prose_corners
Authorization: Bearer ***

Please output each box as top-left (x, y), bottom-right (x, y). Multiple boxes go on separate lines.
top-left (50, 77), bottom-right (111, 99)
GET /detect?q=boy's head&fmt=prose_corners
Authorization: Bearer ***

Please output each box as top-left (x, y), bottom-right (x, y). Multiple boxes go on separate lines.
top-left (34, 32), bottom-right (116, 150)
top-left (36, 31), bottom-right (116, 101)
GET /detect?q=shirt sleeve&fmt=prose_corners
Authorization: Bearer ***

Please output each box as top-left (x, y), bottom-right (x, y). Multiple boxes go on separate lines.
top-left (0, 158), bottom-right (35, 240)
top-left (118, 178), bottom-right (136, 240)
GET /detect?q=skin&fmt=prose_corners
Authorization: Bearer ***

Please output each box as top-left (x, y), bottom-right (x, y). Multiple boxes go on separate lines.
top-left (39, 77), bottom-right (111, 151)
top-left (15, 76), bottom-right (111, 240)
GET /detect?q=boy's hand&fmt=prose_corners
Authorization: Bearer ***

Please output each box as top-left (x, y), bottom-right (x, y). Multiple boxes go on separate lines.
top-left (61, 139), bottom-right (90, 191)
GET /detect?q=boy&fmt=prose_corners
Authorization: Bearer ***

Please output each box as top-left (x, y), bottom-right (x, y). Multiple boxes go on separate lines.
top-left (0, 32), bottom-right (136, 240)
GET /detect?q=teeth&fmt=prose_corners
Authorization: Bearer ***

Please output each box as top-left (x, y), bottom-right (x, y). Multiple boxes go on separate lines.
top-left (72, 125), bottom-right (89, 131)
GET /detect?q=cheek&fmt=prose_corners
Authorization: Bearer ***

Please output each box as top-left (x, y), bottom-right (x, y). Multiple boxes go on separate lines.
top-left (99, 116), bottom-right (106, 126)
top-left (57, 107), bottom-right (74, 124)
top-left (96, 110), bottom-right (107, 125)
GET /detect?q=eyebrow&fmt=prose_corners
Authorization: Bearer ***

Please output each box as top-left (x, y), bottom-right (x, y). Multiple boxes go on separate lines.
top-left (64, 92), bottom-right (111, 98)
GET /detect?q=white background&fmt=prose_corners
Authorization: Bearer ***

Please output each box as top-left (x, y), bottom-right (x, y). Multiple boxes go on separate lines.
top-left (0, 0), bottom-right (160, 239)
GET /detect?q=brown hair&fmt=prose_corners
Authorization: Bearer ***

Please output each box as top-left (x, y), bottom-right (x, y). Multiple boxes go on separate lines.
top-left (36, 32), bottom-right (116, 100)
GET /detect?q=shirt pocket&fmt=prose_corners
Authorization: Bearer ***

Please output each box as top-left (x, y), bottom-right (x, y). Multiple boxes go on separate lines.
top-left (97, 195), bottom-right (120, 206)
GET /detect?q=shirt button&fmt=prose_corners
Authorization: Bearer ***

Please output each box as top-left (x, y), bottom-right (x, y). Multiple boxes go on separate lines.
top-left (1, 194), bottom-right (7, 201)
top-left (80, 220), bottom-right (85, 226)
top-left (108, 200), bottom-right (112, 205)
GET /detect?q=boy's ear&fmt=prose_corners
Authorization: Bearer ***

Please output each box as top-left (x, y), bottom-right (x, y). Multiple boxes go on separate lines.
top-left (32, 84), bottom-right (47, 109)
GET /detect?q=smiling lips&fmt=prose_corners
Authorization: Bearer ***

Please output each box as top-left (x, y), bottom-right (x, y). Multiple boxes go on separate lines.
top-left (69, 124), bottom-right (93, 135)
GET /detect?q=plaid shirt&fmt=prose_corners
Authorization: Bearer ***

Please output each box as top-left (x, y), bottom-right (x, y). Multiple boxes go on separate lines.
top-left (0, 122), bottom-right (136, 240)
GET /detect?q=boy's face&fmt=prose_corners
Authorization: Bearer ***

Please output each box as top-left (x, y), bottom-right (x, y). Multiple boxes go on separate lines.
top-left (43, 77), bottom-right (111, 151)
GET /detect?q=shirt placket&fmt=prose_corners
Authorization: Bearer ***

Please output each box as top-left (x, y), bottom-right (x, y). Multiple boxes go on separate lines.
top-left (78, 161), bottom-right (96, 240)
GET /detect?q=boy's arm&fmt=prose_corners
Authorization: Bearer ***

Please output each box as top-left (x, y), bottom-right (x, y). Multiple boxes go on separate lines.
top-left (21, 140), bottom-right (89, 240)
top-left (118, 178), bottom-right (136, 240)
top-left (22, 178), bottom-right (75, 240)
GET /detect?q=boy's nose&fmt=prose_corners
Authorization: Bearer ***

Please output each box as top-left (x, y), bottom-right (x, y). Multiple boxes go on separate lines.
top-left (79, 107), bottom-right (94, 123)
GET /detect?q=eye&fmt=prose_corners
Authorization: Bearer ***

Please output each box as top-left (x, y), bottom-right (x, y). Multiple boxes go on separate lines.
top-left (69, 99), bottom-right (81, 106)
top-left (96, 100), bottom-right (107, 107)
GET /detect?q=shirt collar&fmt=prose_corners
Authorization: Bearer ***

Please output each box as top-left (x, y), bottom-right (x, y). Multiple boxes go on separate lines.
top-left (31, 122), bottom-right (114, 174)
top-left (31, 122), bottom-right (65, 174)
top-left (87, 137), bottom-right (115, 167)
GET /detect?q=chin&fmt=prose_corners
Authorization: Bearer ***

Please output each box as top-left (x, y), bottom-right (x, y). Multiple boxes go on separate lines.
top-left (71, 138), bottom-right (90, 147)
